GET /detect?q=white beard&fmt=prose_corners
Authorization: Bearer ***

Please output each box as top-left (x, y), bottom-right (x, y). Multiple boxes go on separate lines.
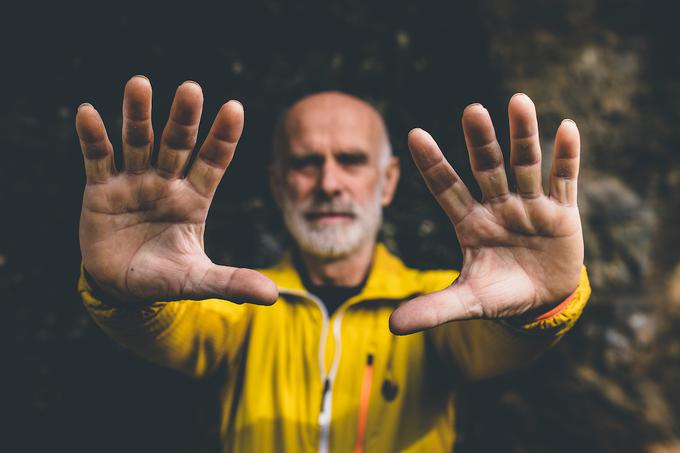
top-left (281, 184), bottom-right (384, 259)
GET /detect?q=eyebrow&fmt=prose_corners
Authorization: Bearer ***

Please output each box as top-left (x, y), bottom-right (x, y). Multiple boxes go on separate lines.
top-left (287, 154), bottom-right (325, 168)
top-left (335, 150), bottom-right (369, 164)
top-left (286, 149), bottom-right (370, 166)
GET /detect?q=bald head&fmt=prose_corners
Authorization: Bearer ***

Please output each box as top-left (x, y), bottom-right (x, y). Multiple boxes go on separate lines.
top-left (272, 91), bottom-right (392, 172)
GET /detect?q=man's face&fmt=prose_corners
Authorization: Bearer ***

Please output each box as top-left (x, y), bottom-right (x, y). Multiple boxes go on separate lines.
top-left (272, 92), bottom-right (399, 259)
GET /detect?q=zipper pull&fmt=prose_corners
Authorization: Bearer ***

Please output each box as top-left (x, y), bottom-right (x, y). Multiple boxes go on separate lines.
top-left (321, 378), bottom-right (330, 403)
top-left (319, 378), bottom-right (332, 425)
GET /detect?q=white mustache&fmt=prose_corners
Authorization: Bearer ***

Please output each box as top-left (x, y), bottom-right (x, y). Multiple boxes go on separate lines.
top-left (302, 201), bottom-right (358, 216)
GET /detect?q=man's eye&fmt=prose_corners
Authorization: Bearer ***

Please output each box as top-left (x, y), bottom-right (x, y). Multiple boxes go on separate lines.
top-left (337, 153), bottom-right (368, 166)
top-left (290, 156), bottom-right (323, 170)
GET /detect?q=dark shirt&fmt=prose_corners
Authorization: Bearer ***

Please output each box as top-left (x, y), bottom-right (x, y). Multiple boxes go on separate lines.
top-left (293, 250), bottom-right (368, 315)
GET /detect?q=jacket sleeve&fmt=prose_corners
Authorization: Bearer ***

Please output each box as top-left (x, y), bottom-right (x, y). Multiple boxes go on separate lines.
top-left (78, 267), bottom-right (252, 379)
top-left (427, 266), bottom-right (591, 381)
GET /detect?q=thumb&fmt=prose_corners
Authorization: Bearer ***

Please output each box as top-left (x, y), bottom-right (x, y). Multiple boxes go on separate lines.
top-left (184, 263), bottom-right (279, 306)
top-left (389, 283), bottom-right (482, 335)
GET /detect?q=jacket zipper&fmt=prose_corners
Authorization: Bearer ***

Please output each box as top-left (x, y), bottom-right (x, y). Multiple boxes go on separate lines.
top-left (280, 288), bottom-right (344, 453)
top-left (318, 308), bottom-right (345, 453)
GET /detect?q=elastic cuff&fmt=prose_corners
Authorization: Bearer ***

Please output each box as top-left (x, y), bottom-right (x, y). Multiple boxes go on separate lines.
top-left (531, 288), bottom-right (577, 322)
top-left (497, 265), bottom-right (591, 336)
top-left (518, 265), bottom-right (591, 335)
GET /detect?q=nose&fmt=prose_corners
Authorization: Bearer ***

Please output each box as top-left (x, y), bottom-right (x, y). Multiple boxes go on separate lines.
top-left (317, 158), bottom-right (342, 198)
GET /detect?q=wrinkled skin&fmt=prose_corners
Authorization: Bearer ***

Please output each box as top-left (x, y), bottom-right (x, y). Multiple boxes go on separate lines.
top-left (389, 95), bottom-right (583, 334)
top-left (77, 77), bottom-right (277, 306)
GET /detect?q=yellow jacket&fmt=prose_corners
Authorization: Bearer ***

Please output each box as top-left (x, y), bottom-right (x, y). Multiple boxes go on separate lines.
top-left (79, 243), bottom-right (590, 452)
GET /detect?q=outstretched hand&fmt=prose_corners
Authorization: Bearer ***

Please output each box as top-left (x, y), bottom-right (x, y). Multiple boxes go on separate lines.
top-left (390, 94), bottom-right (583, 335)
top-left (77, 76), bottom-right (278, 306)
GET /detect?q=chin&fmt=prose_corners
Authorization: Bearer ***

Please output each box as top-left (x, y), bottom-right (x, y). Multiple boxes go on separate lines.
top-left (281, 196), bottom-right (384, 260)
top-left (296, 229), bottom-right (366, 259)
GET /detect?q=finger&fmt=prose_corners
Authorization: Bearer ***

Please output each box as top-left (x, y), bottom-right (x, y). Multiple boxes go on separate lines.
top-left (462, 104), bottom-right (510, 202)
top-left (408, 128), bottom-right (477, 224)
top-left (187, 100), bottom-right (244, 197)
top-left (508, 93), bottom-right (543, 198)
top-left (187, 263), bottom-right (278, 305)
top-left (550, 119), bottom-right (580, 205)
top-left (75, 104), bottom-right (116, 184)
top-left (389, 284), bottom-right (481, 335)
top-left (156, 81), bottom-right (203, 178)
top-left (122, 75), bottom-right (153, 173)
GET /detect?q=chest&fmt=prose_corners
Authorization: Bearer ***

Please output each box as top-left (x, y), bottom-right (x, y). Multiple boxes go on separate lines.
top-left (228, 298), bottom-right (453, 452)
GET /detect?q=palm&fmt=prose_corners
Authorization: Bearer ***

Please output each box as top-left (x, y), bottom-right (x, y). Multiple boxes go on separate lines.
top-left (391, 94), bottom-right (583, 334)
top-left (82, 173), bottom-right (211, 302)
top-left (454, 195), bottom-right (582, 318)
top-left (77, 77), bottom-right (277, 305)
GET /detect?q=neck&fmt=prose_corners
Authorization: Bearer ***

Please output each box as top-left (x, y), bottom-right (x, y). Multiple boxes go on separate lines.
top-left (298, 240), bottom-right (376, 287)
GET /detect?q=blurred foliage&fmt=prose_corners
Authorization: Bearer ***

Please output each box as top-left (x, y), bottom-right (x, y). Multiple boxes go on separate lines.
top-left (3, 1), bottom-right (679, 452)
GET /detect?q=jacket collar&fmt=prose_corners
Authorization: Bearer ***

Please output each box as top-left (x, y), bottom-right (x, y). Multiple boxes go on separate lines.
top-left (261, 243), bottom-right (420, 305)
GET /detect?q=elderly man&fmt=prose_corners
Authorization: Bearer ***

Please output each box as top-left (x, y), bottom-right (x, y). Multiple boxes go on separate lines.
top-left (76, 76), bottom-right (590, 452)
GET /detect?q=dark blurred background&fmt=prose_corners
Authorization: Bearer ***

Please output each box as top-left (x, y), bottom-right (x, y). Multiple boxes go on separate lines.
top-left (3, 1), bottom-right (680, 452)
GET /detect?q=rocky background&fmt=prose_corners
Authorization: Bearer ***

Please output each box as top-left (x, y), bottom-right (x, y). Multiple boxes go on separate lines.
top-left (3, 1), bottom-right (679, 452)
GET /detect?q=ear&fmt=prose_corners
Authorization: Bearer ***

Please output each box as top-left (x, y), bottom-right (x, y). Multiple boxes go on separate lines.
top-left (381, 156), bottom-right (400, 207)
top-left (269, 164), bottom-right (284, 209)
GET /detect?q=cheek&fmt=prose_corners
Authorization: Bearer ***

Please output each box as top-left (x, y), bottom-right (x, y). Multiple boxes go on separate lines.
top-left (284, 173), bottom-right (316, 201)
top-left (350, 172), bottom-right (382, 201)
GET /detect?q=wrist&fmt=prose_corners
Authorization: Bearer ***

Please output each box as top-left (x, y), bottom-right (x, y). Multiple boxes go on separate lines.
top-left (502, 265), bottom-right (590, 335)
top-left (82, 266), bottom-right (141, 309)
top-left (531, 290), bottom-right (577, 322)
top-left (503, 287), bottom-right (578, 327)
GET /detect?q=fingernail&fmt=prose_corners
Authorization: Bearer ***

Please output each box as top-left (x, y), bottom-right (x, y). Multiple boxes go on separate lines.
top-left (464, 102), bottom-right (483, 111)
top-left (77, 103), bottom-right (92, 112)
top-left (561, 118), bottom-right (575, 125)
top-left (226, 100), bottom-right (244, 113)
top-left (511, 92), bottom-right (527, 99)
top-left (182, 80), bottom-right (201, 87)
top-left (132, 74), bottom-right (149, 82)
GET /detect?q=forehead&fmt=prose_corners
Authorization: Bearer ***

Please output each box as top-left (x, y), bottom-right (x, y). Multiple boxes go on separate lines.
top-left (281, 93), bottom-right (385, 156)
